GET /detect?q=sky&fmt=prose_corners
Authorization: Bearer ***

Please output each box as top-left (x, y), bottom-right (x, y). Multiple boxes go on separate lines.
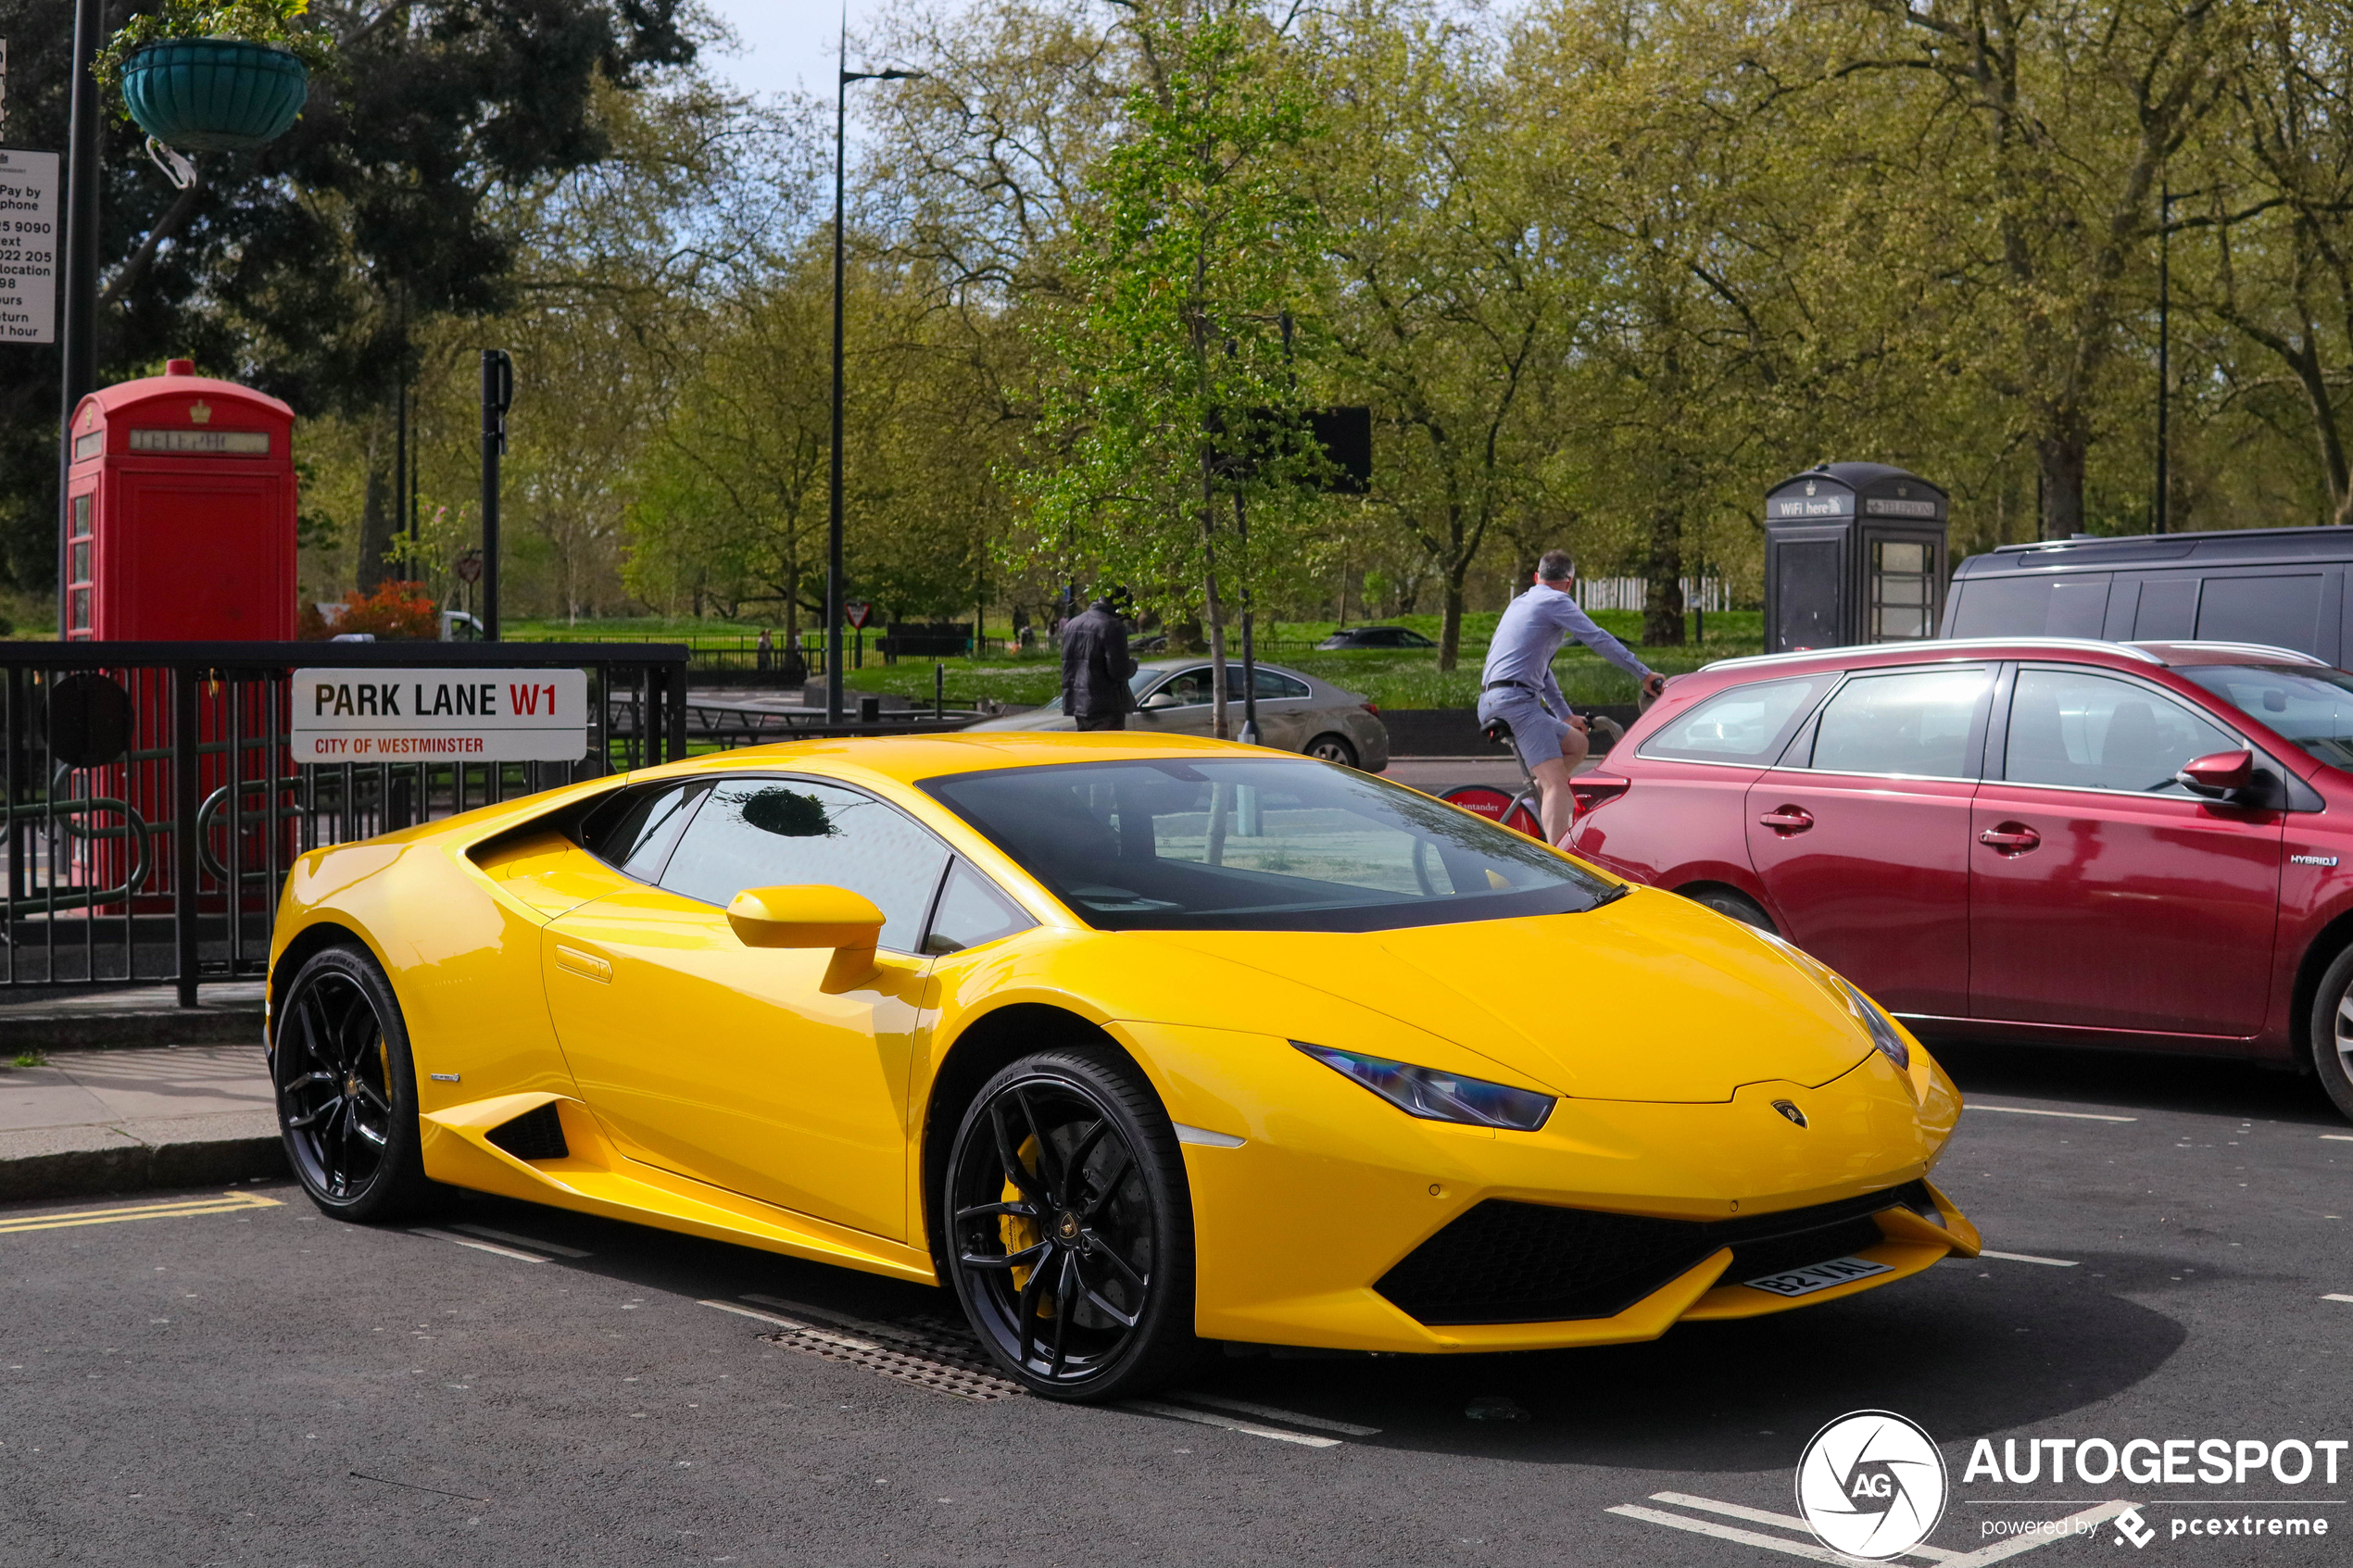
top-left (698, 0), bottom-right (923, 104)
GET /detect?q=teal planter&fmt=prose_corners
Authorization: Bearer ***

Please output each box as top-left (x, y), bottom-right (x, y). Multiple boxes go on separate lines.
top-left (121, 40), bottom-right (308, 154)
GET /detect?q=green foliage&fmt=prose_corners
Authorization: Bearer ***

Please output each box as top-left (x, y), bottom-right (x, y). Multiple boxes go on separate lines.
top-left (94, 0), bottom-right (337, 96)
top-left (1015, 1), bottom-right (1335, 638)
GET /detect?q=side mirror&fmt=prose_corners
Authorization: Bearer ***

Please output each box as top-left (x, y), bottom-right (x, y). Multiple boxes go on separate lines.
top-left (727, 884), bottom-right (888, 991)
top-left (2176, 748), bottom-right (2256, 800)
top-left (1141, 691), bottom-right (1183, 710)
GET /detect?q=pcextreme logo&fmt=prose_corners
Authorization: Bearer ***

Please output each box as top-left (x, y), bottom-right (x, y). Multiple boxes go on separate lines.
top-left (1795, 1410), bottom-right (1949, 1560)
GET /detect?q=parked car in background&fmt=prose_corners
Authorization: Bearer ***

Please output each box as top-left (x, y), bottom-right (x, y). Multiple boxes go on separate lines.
top-left (1565, 636), bottom-right (2353, 1122)
top-left (963, 658), bottom-right (1390, 770)
top-left (1316, 626), bottom-right (1436, 651)
top-left (1944, 524), bottom-right (2353, 664)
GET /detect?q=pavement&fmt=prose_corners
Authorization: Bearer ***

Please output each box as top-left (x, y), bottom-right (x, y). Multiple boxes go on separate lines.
top-left (0, 1042), bottom-right (282, 1202)
top-left (2, 1045), bottom-right (2345, 1565)
top-left (0, 979), bottom-right (267, 1049)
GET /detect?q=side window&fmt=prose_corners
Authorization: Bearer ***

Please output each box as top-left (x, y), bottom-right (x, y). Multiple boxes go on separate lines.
top-left (1807, 667), bottom-right (1992, 778)
top-left (1637, 675), bottom-right (1834, 764)
top-left (660, 779), bottom-right (950, 952)
top-left (2004, 669), bottom-right (2236, 795)
top-left (580, 783), bottom-right (704, 882)
top-left (1253, 669), bottom-right (1311, 699)
top-left (922, 861), bottom-right (1036, 955)
top-left (2196, 573), bottom-right (2324, 653)
top-left (1156, 669), bottom-right (1215, 706)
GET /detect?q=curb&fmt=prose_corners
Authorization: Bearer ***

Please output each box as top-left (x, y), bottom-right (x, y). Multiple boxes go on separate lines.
top-left (0, 1114), bottom-right (288, 1205)
top-left (1, 1010), bottom-right (266, 1052)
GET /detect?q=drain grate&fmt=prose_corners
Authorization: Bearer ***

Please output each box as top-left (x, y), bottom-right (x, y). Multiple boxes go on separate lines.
top-left (757, 1311), bottom-right (1025, 1402)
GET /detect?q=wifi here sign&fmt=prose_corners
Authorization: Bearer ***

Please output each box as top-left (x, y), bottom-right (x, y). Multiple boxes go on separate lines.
top-left (290, 669), bottom-right (589, 762)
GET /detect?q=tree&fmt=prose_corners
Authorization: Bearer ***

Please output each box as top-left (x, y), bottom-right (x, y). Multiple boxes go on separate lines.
top-left (1019, 0), bottom-right (1330, 736)
top-left (0, 0), bottom-right (698, 599)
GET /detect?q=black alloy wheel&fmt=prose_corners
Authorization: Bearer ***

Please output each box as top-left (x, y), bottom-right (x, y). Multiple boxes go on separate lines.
top-left (943, 1047), bottom-right (1197, 1401)
top-left (274, 945), bottom-right (437, 1221)
top-left (1305, 732), bottom-right (1359, 768)
top-left (2307, 945), bottom-right (2353, 1123)
top-left (1681, 884), bottom-right (1778, 935)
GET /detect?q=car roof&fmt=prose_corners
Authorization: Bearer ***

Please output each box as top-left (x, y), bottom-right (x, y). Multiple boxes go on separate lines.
top-left (627, 730), bottom-right (1319, 789)
top-left (1135, 656), bottom-right (1316, 677)
top-left (1692, 637), bottom-right (2330, 682)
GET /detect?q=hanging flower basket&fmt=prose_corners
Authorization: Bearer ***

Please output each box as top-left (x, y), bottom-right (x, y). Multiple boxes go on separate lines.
top-left (120, 40), bottom-right (308, 153)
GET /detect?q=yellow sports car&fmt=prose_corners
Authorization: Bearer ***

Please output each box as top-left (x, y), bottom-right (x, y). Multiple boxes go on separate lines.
top-left (268, 733), bottom-right (1979, 1400)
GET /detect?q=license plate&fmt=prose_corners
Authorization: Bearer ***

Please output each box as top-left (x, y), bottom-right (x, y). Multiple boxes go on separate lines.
top-left (1743, 1256), bottom-right (1894, 1297)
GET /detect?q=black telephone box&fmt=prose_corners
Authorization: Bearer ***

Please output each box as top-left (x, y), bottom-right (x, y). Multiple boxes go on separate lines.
top-left (1763, 463), bottom-right (1949, 653)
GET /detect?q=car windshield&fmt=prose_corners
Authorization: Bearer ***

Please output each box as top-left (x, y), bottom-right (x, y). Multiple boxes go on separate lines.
top-left (2178, 664), bottom-right (2353, 770)
top-left (924, 757), bottom-right (1618, 932)
top-left (1127, 668), bottom-right (1164, 699)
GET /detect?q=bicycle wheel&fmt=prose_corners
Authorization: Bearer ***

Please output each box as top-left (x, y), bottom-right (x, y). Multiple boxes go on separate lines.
top-left (1438, 784), bottom-right (1543, 840)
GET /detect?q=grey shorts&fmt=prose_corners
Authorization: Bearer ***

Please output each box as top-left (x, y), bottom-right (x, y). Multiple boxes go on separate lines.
top-left (1477, 687), bottom-right (1574, 771)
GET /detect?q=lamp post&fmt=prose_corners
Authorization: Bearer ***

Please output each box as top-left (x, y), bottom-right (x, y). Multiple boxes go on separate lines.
top-left (2156, 182), bottom-right (2174, 534)
top-left (828, 33), bottom-right (922, 724)
top-left (55, 0), bottom-right (104, 637)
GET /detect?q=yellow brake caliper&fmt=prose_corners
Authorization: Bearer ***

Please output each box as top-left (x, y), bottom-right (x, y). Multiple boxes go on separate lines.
top-left (1000, 1134), bottom-right (1052, 1316)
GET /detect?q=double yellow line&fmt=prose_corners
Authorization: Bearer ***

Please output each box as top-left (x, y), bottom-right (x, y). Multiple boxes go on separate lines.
top-left (0, 1189), bottom-right (282, 1236)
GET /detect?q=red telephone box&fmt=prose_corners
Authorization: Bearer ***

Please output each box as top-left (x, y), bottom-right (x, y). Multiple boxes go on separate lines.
top-left (64, 358), bottom-right (296, 641)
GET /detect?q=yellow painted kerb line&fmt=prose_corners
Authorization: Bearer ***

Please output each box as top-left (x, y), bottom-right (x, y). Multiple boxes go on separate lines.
top-left (0, 1190), bottom-right (282, 1235)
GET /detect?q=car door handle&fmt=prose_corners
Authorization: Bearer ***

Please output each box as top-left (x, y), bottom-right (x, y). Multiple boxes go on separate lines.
top-left (1978, 824), bottom-right (2042, 854)
top-left (554, 944), bottom-right (612, 983)
top-left (1757, 807), bottom-right (1814, 834)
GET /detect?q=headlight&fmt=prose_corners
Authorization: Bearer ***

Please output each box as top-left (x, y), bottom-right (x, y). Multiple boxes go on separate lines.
top-left (1293, 1042), bottom-right (1554, 1131)
top-left (1831, 975), bottom-right (1911, 1072)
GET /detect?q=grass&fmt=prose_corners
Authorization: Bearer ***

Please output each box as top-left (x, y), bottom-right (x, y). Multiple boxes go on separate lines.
top-left (837, 608), bottom-right (1764, 711)
top-left (11, 1050), bottom-right (48, 1069)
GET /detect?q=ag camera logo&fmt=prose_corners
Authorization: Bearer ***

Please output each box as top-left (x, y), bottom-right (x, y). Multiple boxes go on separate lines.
top-left (1796, 1410), bottom-right (1949, 1560)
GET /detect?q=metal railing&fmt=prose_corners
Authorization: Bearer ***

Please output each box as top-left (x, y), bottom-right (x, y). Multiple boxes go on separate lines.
top-left (2, 642), bottom-right (687, 1004)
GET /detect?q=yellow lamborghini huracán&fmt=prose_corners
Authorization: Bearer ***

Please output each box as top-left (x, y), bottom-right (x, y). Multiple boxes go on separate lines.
top-left (268, 733), bottom-right (1978, 1400)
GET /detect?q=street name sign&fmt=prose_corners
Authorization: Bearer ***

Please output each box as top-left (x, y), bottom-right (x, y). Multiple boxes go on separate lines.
top-left (291, 668), bottom-right (589, 762)
top-left (0, 146), bottom-right (59, 345)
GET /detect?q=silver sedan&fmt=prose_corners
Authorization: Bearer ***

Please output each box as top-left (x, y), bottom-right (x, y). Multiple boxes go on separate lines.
top-left (963, 658), bottom-right (1391, 770)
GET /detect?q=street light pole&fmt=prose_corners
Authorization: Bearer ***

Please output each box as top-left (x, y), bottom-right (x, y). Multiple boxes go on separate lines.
top-left (2156, 182), bottom-right (2172, 535)
top-left (55, 0), bottom-right (104, 637)
top-left (829, 27), bottom-right (921, 725)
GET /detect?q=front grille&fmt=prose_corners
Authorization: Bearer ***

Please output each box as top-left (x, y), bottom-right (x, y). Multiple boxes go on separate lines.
top-left (1377, 1180), bottom-right (1934, 1325)
top-left (485, 1102), bottom-right (570, 1161)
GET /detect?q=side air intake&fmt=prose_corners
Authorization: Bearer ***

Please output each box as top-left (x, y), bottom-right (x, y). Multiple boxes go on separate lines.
top-left (484, 1102), bottom-right (570, 1161)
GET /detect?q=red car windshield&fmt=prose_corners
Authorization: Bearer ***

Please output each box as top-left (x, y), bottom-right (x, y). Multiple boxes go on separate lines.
top-left (2179, 664), bottom-right (2353, 771)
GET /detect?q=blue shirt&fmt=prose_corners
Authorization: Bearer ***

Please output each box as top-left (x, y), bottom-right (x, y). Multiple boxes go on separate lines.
top-left (1479, 587), bottom-right (1653, 713)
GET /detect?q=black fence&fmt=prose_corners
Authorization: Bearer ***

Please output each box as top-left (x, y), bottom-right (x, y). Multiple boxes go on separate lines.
top-left (2, 642), bottom-right (687, 1003)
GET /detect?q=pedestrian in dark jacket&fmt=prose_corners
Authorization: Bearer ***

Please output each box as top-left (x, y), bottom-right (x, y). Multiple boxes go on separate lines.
top-left (1061, 597), bottom-right (1137, 730)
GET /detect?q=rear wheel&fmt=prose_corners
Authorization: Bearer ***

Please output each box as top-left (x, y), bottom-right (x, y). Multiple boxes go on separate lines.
top-left (273, 945), bottom-right (439, 1222)
top-left (942, 1047), bottom-right (1197, 1401)
top-left (2306, 946), bottom-right (2353, 1123)
top-left (1680, 884), bottom-right (1778, 935)
top-left (1440, 784), bottom-right (1542, 840)
top-left (1304, 732), bottom-right (1359, 768)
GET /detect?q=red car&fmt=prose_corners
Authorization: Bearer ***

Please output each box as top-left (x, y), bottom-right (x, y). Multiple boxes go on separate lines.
top-left (1565, 637), bottom-right (2353, 1121)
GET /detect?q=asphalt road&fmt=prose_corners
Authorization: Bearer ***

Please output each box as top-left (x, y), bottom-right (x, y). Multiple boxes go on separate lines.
top-left (4, 1044), bottom-right (2348, 1568)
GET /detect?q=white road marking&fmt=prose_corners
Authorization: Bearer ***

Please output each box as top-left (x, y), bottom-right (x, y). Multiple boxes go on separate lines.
top-left (2325, 1293), bottom-right (2353, 1304)
top-left (1119, 1399), bottom-right (1343, 1448)
top-left (740, 1293), bottom-right (896, 1337)
top-left (1616, 1494), bottom-right (2134, 1567)
top-left (1607, 1504), bottom-right (1858, 1564)
top-left (1174, 1392), bottom-right (1380, 1436)
top-left (1648, 1494), bottom-right (1956, 1561)
top-left (409, 1227), bottom-right (547, 1262)
top-left (1964, 1104), bottom-right (2136, 1123)
top-left (699, 1299), bottom-right (811, 1330)
top-left (1980, 1250), bottom-right (2080, 1267)
top-left (451, 1223), bottom-right (591, 1258)
top-left (2322, 1134), bottom-right (2353, 1143)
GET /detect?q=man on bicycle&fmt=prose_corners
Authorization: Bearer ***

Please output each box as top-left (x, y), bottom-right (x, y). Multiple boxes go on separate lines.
top-left (1478, 551), bottom-right (1667, 845)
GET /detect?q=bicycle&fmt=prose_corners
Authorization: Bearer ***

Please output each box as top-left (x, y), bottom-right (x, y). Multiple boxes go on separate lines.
top-left (1439, 712), bottom-right (1625, 841)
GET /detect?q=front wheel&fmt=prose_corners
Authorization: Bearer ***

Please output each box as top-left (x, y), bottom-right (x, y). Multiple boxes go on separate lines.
top-left (273, 944), bottom-right (439, 1222)
top-left (942, 1047), bottom-right (1198, 1401)
top-left (2306, 946), bottom-right (2353, 1123)
top-left (1304, 732), bottom-right (1359, 768)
